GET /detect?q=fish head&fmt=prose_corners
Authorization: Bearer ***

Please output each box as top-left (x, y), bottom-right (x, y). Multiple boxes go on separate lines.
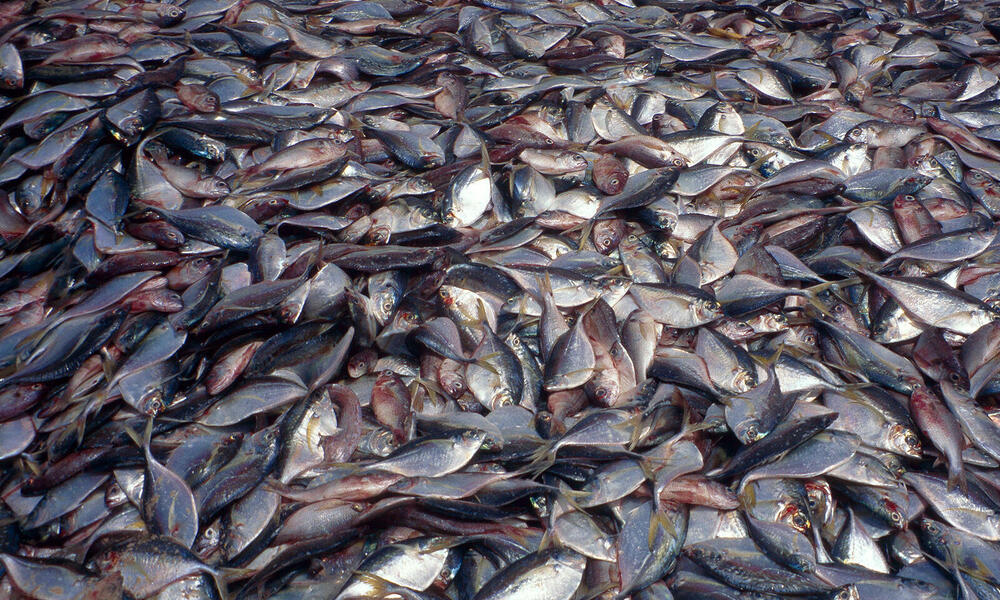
top-left (832, 585), bottom-right (861, 600)
top-left (731, 369), bottom-right (757, 393)
top-left (778, 502), bottom-right (811, 533)
top-left (371, 292), bottom-right (397, 324)
top-left (846, 125), bottom-right (871, 144)
top-left (942, 365), bottom-right (970, 392)
top-left (888, 423), bottom-right (922, 459)
top-left (368, 225), bottom-right (391, 245)
top-left (623, 64), bottom-right (653, 82)
top-left (684, 544), bottom-right (724, 565)
top-left (591, 381), bottom-right (618, 406)
top-left (490, 389), bottom-right (515, 410)
top-left (760, 312), bottom-right (790, 332)
top-left (458, 428), bottom-right (488, 450)
top-left (734, 419), bottom-right (763, 444)
top-left (695, 297), bottom-right (723, 321)
top-left (884, 502), bottom-right (907, 530)
top-left (804, 480), bottom-right (834, 525)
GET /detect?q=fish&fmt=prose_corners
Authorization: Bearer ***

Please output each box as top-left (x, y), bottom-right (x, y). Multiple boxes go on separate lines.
top-left (2, 1), bottom-right (1000, 599)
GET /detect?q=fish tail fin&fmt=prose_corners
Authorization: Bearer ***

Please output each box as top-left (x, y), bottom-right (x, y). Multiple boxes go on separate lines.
top-left (472, 352), bottom-right (501, 375)
top-left (557, 488), bottom-right (590, 506)
top-left (121, 422), bottom-right (142, 450)
top-left (525, 442), bottom-right (556, 476)
top-left (536, 528), bottom-right (553, 551)
top-left (948, 467), bottom-right (968, 494)
top-left (745, 148), bottom-right (777, 172)
top-left (803, 291), bottom-right (837, 320)
top-left (411, 376), bottom-right (445, 400)
top-left (649, 506), bottom-right (678, 547)
top-left (577, 217), bottom-right (597, 252)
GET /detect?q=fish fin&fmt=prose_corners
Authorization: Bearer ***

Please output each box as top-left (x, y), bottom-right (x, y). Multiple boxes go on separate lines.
top-left (948, 467), bottom-right (968, 494)
top-left (813, 130), bottom-right (841, 148)
top-left (755, 341), bottom-right (786, 369)
top-left (923, 547), bottom-right (961, 577)
top-left (811, 568), bottom-right (837, 587)
top-left (557, 488), bottom-right (591, 504)
top-left (479, 135), bottom-right (492, 172)
top-left (216, 566), bottom-right (257, 582)
top-left (121, 422), bottom-right (144, 451)
top-left (578, 218), bottom-right (597, 251)
top-left (412, 376), bottom-right (446, 405)
top-left (870, 53), bottom-right (891, 65)
top-left (581, 582), bottom-right (618, 600)
top-left (21, 458), bottom-right (41, 477)
top-left (259, 477), bottom-right (288, 495)
top-left (471, 352), bottom-right (501, 375)
top-left (524, 442), bottom-right (556, 476)
top-left (637, 458), bottom-right (661, 489)
top-left (648, 506), bottom-right (678, 548)
top-left (802, 291), bottom-right (837, 320)
top-left (344, 112), bottom-right (368, 132)
top-left (537, 529), bottom-right (553, 551)
top-left (745, 149), bottom-right (777, 172)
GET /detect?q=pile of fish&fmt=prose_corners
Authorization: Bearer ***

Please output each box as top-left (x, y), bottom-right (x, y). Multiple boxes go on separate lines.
top-left (8, 0), bottom-right (1000, 597)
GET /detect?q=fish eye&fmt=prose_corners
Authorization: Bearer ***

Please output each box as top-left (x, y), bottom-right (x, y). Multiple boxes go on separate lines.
top-left (905, 433), bottom-right (919, 448)
top-left (792, 514), bottom-right (808, 529)
top-left (544, 138), bottom-right (554, 145)
top-left (609, 177), bottom-right (619, 186)
top-left (672, 158), bottom-right (684, 167)
top-left (891, 511), bottom-right (904, 524)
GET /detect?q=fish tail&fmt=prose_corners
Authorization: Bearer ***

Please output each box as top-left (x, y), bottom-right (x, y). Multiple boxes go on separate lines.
top-left (556, 489), bottom-right (589, 513)
top-left (525, 443), bottom-right (556, 476)
top-left (473, 354), bottom-right (501, 375)
top-left (648, 506), bottom-right (678, 548)
top-left (803, 292), bottom-right (837, 319)
top-left (947, 466), bottom-right (968, 494)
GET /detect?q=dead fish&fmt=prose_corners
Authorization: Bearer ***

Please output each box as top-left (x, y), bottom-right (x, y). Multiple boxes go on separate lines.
top-left (2, 2), bottom-right (1000, 599)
